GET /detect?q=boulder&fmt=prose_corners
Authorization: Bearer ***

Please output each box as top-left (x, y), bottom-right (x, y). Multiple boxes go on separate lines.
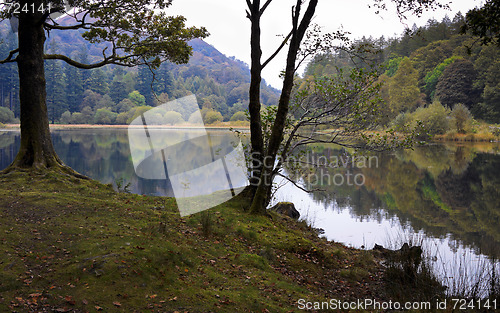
top-left (270, 202), bottom-right (300, 219)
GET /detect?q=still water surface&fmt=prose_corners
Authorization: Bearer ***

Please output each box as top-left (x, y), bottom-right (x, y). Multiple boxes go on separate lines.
top-left (1, 128), bottom-right (499, 294)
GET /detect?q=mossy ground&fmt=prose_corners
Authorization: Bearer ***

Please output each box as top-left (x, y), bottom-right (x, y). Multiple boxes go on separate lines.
top-left (0, 170), bottom-right (386, 312)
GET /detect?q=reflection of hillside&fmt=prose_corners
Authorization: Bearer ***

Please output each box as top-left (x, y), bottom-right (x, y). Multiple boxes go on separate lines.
top-left (0, 132), bottom-right (15, 149)
top-left (297, 144), bottom-right (500, 258)
top-left (435, 168), bottom-right (478, 210)
top-left (52, 130), bottom-right (135, 184)
top-left (468, 154), bottom-right (500, 246)
top-left (367, 149), bottom-right (500, 257)
top-left (397, 145), bottom-right (477, 177)
top-left (0, 132), bottom-right (18, 169)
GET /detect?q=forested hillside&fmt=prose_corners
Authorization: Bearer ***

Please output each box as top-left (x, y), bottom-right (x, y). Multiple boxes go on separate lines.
top-left (1, 12), bottom-right (499, 130)
top-left (0, 21), bottom-right (279, 125)
top-left (302, 13), bottom-right (500, 136)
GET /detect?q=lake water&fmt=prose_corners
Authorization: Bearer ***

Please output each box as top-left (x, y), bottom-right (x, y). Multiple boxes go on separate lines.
top-left (1, 128), bottom-right (499, 295)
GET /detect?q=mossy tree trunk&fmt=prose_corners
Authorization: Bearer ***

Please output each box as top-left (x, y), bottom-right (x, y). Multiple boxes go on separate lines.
top-left (247, 0), bottom-right (265, 193)
top-left (12, 7), bottom-right (56, 169)
top-left (3, 2), bottom-right (75, 175)
top-left (250, 0), bottom-right (318, 214)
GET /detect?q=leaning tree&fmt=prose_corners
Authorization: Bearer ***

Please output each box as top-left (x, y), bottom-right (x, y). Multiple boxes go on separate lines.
top-left (244, 0), bottom-right (448, 214)
top-left (0, 0), bottom-right (207, 175)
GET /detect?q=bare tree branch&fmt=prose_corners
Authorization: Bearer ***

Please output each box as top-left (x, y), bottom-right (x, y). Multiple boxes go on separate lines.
top-left (260, 0), bottom-right (273, 15)
top-left (275, 172), bottom-right (325, 194)
top-left (262, 30), bottom-right (293, 70)
top-left (291, 1), bottom-right (300, 32)
top-left (296, 0), bottom-right (318, 43)
top-left (0, 48), bottom-right (19, 64)
top-left (43, 53), bottom-right (139, 69)
top-left (44, 22), bottom-right (92, 30)
top-left (246, 0), bottom-right (253, 12)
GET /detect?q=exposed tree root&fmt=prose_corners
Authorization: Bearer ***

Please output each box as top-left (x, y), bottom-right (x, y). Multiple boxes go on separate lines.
top-left (1, 158), bottom-right (90, 180)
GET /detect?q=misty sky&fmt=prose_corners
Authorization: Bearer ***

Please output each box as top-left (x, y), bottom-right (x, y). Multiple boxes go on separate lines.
top-left (169, 0), bottom-right (483, 89)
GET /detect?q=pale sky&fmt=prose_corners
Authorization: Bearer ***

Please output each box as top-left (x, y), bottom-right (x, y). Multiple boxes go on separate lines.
top-left (169, 0), bottom-right (483, 89)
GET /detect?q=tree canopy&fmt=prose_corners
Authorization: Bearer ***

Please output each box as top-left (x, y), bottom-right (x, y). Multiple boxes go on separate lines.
top-left (1, 0), bottom-right (208, 69)
top-left (462, 0), bottom-right (500, 45)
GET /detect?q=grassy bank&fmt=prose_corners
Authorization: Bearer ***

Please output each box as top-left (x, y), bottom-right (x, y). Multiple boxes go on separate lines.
top-left (0, 171), bottom-right (387, 312)
top-left (434, 131), bottom-right (499, 142)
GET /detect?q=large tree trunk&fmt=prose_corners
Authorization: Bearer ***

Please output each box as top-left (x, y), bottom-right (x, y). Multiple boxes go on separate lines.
top-left (249, 43), bottom-right (298, 214)
top-left (248, 0), bottom-right (265, 193)
top-left (11, 7), bottom-right (58, 169)
top-left (250, 0), bottom-right (318, 214)
top-left (3, 2), bottom-right (81, 177)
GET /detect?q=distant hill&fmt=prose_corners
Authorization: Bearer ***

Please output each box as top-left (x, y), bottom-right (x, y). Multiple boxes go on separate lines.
top-left (167, 38), bottom-right (280, 112)
top-left (0, 19), bottom-right (280, 123)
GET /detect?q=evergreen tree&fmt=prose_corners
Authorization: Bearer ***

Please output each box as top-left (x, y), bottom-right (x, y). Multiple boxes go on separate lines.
top-left (155, 63), bottom-right (175, 96)
top-left (77, 46), bottom-right (91, 88)
top-left (109, 80), bottom-right (127, 104)
top-left (474, 45), bottom-right (500, 121)
top-left (87, 69), bottom-right (109, 95)
top-left (0, 32), bottom-right (19, 115)
top-left (64, 63), bottom-right (84, 113)
top-left (0, 34), bottom-right (10, 108)
top-left (45, 41), bottom-right (67, 123)
top-left (109, 67), bottom-right (127, 103)
top-left (451, 12), bottom-right (465, 35)
top-left (481, 83), bottom-right (500, 122)
top-left (136, 65), bottom-right (156, 106)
